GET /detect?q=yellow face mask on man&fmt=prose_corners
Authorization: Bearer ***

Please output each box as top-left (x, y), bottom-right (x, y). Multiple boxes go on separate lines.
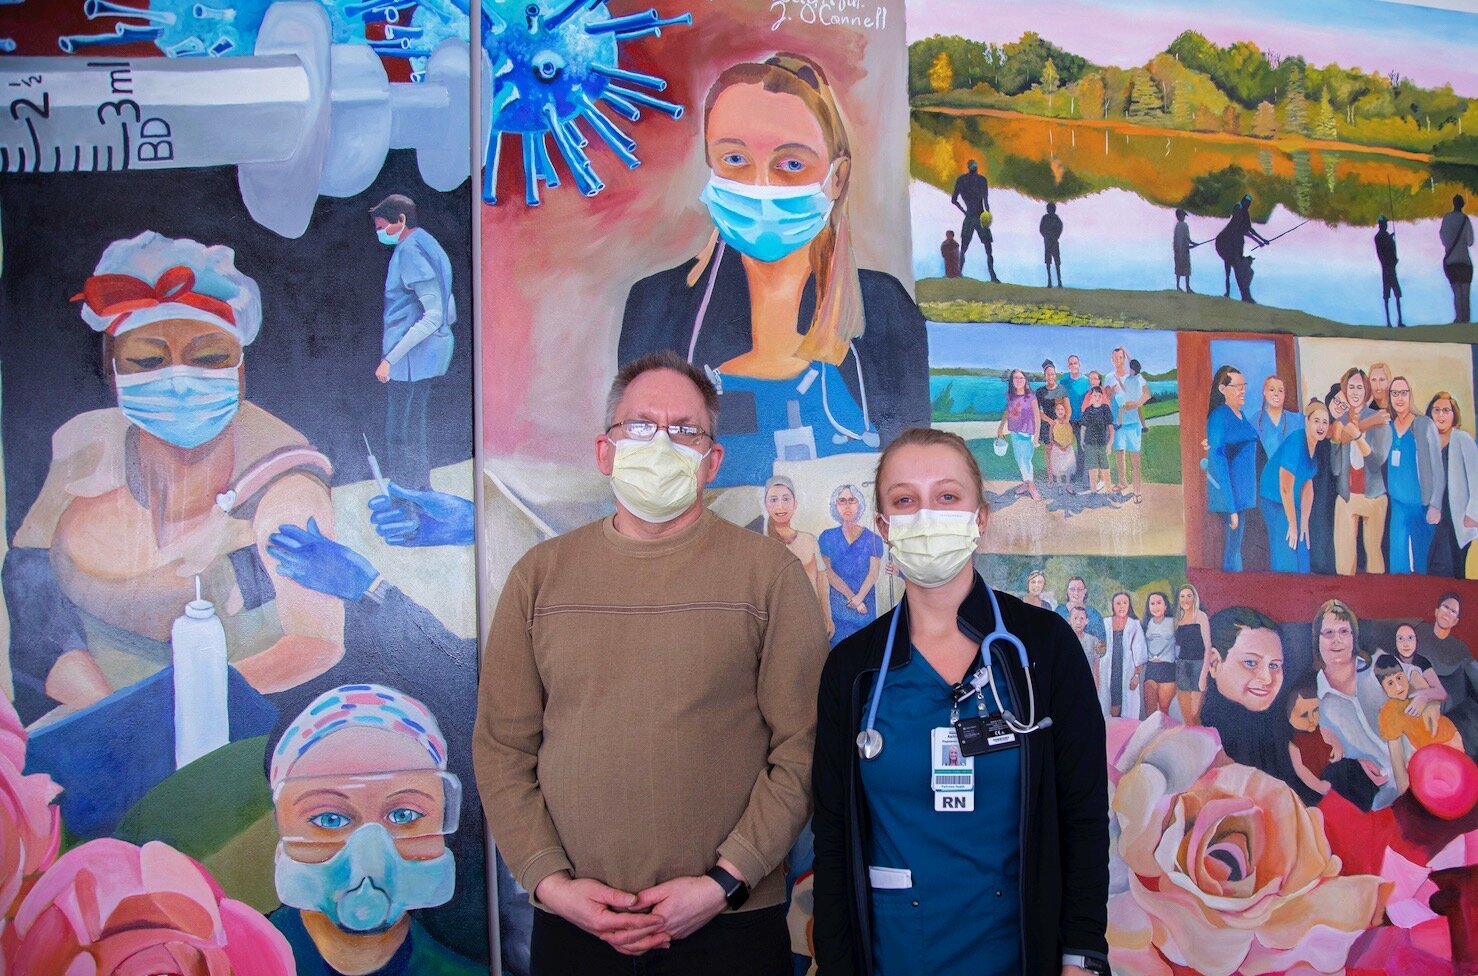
top-left (609, 432), bottom-right (707, 524)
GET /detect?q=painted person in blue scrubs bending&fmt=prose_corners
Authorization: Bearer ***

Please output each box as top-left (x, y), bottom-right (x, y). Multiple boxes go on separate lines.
top-left (811, 428), bottom-right (1109, 976)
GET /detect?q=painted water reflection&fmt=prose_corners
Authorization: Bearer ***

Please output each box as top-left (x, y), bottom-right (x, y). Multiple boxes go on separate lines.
top-left (911, 112), bottom-right (1477, 325)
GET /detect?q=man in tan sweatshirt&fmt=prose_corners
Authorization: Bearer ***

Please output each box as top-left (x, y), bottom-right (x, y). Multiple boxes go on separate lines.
top-left (474, 350), bottom-right (827, 974)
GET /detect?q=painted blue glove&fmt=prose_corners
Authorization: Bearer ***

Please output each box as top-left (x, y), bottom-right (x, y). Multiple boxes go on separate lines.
top-left (267, 517), bottom-right (379, 602)
top-left (367, 483), bottom-right (475, 548)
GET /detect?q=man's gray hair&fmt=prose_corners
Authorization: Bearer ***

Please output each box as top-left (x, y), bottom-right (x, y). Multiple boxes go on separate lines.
top-left (605, 350), bottom-right (720, 432)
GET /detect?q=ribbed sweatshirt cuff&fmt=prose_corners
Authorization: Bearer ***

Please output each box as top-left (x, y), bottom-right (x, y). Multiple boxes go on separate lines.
top-left (716, 834), bottom-right (769, 897)
top-left (518, 847), bottom-right (575, 900)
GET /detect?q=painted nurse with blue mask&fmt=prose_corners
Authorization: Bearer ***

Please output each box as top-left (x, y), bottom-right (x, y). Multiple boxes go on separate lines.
top-left (619, 53), bottom-right (929, 489)
top-left (4, 231), bottom-right (344, 728)
top-left (269, 684), bottom-right (480, 975)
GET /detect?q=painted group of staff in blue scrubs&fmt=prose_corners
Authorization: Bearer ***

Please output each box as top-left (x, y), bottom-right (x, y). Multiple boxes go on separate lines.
top-left (812, 428), bottom-right (1111, 976)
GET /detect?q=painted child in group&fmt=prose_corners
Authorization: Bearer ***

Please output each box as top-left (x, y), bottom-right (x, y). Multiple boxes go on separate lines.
top-left (1287, 681), bottom-right (1342, 799)
top-left (1375, 653), bottom-right (1464, 794)
top-left (1070, 606), bottom-right (1106, 709)
top-left (1046, 398), bottom-right (1077, 492)
top-left (1080, 386), bottom-right (1115, 495)
top-left (1391, 622), bottom-right (1450, 721)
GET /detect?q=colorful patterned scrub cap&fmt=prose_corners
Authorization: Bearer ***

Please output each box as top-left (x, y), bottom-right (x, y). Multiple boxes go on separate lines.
top-left (270, 684), bottom-right (447, 789)
top-left (73, 231), bottom-right (263, 346)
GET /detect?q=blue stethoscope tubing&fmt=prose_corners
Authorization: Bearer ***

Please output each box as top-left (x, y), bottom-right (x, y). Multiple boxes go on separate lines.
top-left (688, 240), bottom-right (880, 447)
top-left (856, 586), bottom-right (1046, 761)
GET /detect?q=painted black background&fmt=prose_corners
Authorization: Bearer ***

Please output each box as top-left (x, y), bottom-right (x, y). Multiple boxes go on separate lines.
top-left (0, 150), bottom-right (476, 539)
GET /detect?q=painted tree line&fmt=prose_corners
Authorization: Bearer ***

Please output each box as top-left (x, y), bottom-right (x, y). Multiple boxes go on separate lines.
top-left (910, 30), bottom-right (1477, 160)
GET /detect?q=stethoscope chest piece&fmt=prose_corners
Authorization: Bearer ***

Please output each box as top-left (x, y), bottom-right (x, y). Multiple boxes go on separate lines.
top-left (856, 728), bottom-right (884, 761)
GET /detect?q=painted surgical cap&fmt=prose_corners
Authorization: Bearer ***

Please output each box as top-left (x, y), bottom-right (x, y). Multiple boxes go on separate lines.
top-left (270, 684), bottom-right (447, 789)
top-left (74, 231), bottom-right (262, 346)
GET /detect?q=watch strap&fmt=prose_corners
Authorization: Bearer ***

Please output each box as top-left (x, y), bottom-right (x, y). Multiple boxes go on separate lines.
top-left (704, 866), bottom-right (750, 910)
top-left (1062, 953), bottom-right (1110, 975)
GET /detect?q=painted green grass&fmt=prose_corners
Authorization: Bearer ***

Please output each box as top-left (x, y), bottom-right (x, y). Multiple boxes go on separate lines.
top-left (966, 427), bottom-right (1182, 485)
top-left (918, 277), bottom-right (1477, 340)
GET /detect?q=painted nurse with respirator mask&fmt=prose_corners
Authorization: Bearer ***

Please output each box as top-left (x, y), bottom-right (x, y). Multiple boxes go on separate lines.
top-left (618, 53), bottom-right (929, 489)
top-left (269, 684), bottom-right (480, 974)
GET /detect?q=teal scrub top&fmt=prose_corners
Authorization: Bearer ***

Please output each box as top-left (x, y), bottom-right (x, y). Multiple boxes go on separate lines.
top-left (1388, 424), bottom-right (1422, 506)
top-left (859, 645), bottom-right (1023, 976)
top-left (269, 907), bottom-right (483, 976)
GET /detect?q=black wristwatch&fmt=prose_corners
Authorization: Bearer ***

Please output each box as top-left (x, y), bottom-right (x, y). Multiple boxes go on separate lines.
top-left (704, 866), bottom-right (750, 911)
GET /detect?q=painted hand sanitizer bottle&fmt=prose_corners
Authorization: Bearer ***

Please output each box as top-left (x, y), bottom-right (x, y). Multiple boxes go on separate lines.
top-left (172, 576), bottom-right (229, 769)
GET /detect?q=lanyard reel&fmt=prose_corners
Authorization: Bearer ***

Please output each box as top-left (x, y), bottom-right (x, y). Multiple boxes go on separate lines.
top-left (856, 587), bottom-right (1053, 761)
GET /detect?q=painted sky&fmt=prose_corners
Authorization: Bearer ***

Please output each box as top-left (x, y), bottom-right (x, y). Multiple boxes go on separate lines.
top-left (929, 322), bottom-right (1179, 373)
top-left (906, 0), bottom-right (1478, 94)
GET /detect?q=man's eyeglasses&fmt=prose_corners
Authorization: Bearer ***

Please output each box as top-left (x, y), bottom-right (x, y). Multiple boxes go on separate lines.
top-left (607, 420), bottom-right (713, 449)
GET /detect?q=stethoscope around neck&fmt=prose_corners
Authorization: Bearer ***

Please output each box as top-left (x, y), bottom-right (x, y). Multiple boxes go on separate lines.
top-left (688, 240), bottom-right (881, 449)
top-left (856, 586), bottom-right (1052, 761)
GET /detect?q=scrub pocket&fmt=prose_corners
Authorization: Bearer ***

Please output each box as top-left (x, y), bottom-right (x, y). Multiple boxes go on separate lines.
top-left (867, 867), bottom-right (918, 976)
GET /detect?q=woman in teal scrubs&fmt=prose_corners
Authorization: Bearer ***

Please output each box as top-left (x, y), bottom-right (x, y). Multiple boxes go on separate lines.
top-left (812, 427), bottom-right (1109, 976)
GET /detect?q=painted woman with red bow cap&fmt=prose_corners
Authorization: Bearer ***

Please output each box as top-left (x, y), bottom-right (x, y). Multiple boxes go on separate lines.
top-left (5, 231), bottom-right (345, 728)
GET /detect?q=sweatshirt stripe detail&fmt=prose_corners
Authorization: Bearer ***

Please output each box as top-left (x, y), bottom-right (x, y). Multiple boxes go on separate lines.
top-left (533, 601), bottom-right (769, 622)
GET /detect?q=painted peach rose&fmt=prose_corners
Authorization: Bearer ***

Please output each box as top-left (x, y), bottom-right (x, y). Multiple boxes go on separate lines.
top-left (1105, 714), bottom-right (1226, 897)
top-left (0, 694), bottom-right (61, 922)
top-left (1114, 757), bottom-right (1390, 976)
top-left (7, 838), bottom-right (293, 976)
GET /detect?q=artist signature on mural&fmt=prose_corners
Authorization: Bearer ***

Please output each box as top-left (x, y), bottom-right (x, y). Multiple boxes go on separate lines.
top-left (770, 0), bottom-right (889, 32)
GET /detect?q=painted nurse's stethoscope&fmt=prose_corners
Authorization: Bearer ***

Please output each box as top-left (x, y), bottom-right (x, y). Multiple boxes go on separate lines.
top-left (697, 256), bottom-right (882, 488)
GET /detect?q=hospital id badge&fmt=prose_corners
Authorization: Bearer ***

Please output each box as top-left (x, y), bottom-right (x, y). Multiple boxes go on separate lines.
top-left (955, 714), bottom-right (1019, 757)
top-left (931, 727), bottom-right (974, 812)
top-left (1390, 449), bottom-right (1402, 467)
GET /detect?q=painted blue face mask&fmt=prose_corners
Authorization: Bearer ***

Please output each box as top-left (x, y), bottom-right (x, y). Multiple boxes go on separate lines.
top-left (275, 823), bottom-right (456, 933)
top-left (377, 223), bottom-right (404, 246)
top-left (114, 363), bottom-right (240, 449)
top-left (699, 164), bottom-right (837, 263)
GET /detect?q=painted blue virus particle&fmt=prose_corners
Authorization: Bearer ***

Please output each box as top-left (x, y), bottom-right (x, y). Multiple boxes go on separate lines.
top-left (58, 0), bottom-right (467, 77)
top-left (483, 0), bottom-right (691, 205)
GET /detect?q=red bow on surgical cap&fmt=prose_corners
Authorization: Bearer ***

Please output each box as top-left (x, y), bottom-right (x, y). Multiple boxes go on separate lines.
top-left (72, 265), bottom-right (236, 335)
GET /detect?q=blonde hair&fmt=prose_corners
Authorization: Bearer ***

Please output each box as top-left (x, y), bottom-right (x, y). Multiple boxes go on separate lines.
top-left (1176, 583), bottom-right (1202, 622)
top-left (873, 427), bottom-right (985, 514)
top-left (691, 53), bottom-right (862, 366)
top-left (1313, 598), bottom-right (1369, 668)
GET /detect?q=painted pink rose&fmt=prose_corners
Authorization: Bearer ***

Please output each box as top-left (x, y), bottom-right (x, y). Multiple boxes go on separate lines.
top-left (0, 694), bottom-right (61, 924)
top-left (1105, 714), bottom-right (1227, 898)
top-left (7, 838), bottom-right (293, 976)
top-left (1114, 757), bottom-right (1390, 976)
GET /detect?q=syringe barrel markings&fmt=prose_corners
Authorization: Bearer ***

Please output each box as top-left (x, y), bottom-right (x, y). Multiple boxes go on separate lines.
top-left (0, 56), bottom-right (310, 173)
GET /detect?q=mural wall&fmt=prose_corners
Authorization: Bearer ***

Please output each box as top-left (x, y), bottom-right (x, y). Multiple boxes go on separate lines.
top-left (0, 2), bottom-right (489, 974)
top-left (477, 0), bottom-right (912, 970)
top-left (0, 0), bottom-right (1475, 975)
top-left (905, 1), bottom-right (1478, 975)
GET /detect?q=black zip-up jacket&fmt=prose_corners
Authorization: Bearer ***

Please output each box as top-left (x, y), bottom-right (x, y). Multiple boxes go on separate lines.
top-left (811, 576), bottom-right (1109, 976)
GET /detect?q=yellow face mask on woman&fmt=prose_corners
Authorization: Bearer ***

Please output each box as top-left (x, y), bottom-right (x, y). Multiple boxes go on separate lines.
top-left (883, 509), bottom-right (981, 587)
